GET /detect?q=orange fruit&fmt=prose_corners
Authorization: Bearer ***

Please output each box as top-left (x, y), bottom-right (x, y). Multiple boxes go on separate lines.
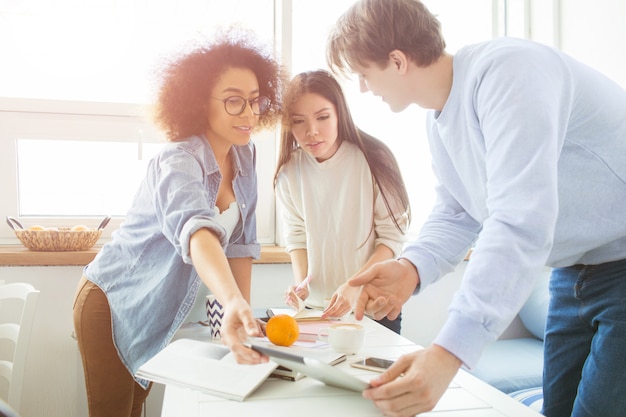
top-left (71, 224), bottom-right (90, 231)
top-left (27, 225), bottom-right (45, 231)
top-left (266, 314), bottom-right (299, 347)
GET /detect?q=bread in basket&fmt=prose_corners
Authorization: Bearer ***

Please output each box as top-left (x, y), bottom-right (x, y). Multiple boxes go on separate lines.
top-left (6, 216), bottom-right (110, 252)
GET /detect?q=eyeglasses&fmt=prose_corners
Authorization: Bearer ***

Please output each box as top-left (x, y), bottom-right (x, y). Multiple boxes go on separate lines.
top-left (210, 95), bottom-right (271, 116)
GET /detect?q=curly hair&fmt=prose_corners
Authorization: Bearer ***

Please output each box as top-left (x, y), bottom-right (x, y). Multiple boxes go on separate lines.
top-left (153, 29), bottom-right (288, 142)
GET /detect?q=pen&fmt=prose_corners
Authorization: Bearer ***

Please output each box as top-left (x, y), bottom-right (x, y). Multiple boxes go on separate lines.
top-left (295, 274), bottom-right (313, 292)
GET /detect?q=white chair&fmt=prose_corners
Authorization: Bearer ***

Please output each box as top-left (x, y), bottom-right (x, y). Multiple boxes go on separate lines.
top-left (0, 398), bottom-right (19, 417)
top-left (0, 283), bottom-right (40, 414)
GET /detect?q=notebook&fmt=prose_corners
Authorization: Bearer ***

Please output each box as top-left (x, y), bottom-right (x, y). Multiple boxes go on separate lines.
top-left (266, 307), bottom-right (328, 322)
top-left (297, 320), bottom-right (342, 342)
top-left (135, 339), bottom-right (277, 401)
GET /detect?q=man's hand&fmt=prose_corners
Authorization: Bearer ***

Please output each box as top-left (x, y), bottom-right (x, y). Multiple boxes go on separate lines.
top-left (348, 258), bottom-right (419, 320)
top-left (363, 345), bottom-right (462, 417)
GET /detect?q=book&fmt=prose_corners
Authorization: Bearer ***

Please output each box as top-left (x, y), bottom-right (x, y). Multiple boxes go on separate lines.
top-left (271, 364), bottom-right (307, 381)
top-left (135, 338), bottom-right (278, 401)
top-left (266, 307), bottom-right (328, 322)
top-left (270, 351), bottom-right (346, 381)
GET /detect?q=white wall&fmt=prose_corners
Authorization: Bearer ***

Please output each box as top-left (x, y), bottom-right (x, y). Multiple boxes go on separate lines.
top-left (559, 0), bottom-right (626, 88)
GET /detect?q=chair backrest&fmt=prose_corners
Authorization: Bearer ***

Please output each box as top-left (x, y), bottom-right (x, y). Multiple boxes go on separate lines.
top-left (0, 283), bottom-right (40, 414)
top-left (0, 398), bottom-right (19, 417)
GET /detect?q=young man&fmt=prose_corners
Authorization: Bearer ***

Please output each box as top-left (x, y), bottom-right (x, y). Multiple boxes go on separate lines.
top-left (327, 1), bottom-right (626, 416)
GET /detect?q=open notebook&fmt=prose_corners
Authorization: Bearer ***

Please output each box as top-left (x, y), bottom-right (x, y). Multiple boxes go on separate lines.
top-left (266, 290), bottom-right (330, 321)
top-left (266, 307), bottom-right (327, 322)
top-left (135, 339), bottom-right (278, 401)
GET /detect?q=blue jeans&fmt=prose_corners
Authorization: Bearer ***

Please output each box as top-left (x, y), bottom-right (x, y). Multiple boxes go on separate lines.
top-left (542, 258), bottom-right (626, 417)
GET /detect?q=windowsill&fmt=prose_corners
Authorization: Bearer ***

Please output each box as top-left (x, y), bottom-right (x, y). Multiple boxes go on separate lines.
top-left (0, 245), bottom-right (290, 267)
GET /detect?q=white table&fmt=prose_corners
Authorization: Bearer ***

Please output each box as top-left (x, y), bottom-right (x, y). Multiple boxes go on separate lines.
top-left (162, 317), bottom-right (542, 417)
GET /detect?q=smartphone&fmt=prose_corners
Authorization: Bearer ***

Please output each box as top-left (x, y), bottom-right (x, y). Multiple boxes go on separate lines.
top-left (350, 357), bottom-right (395, 373)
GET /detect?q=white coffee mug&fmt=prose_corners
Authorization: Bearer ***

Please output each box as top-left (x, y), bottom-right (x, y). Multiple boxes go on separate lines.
top-left (317, 323), bottom-right (365, 354)
top-left (205, 295), bottom-right (224, 340)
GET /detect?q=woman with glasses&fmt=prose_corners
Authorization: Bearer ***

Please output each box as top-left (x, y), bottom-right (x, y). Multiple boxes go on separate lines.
top-left (73, 29), bottom-right (287, 417)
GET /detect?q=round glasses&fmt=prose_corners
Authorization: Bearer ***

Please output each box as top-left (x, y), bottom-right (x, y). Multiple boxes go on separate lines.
top-left (210, 95), bottom-right (271, 116)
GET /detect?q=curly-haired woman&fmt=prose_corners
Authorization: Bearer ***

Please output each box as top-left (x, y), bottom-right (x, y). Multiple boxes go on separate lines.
top-left (73, 29), bottom-right (287, 417)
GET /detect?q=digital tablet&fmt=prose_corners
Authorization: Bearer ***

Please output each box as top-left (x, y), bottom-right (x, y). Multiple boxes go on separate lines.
top-left (249, 343), bottom-right (370, 392)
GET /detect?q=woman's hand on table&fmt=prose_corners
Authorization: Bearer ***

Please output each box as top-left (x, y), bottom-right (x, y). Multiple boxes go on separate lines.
top-left (220, 297), bottom-right (269, 364)
top-left (362, 345), bottom-right (462, 417)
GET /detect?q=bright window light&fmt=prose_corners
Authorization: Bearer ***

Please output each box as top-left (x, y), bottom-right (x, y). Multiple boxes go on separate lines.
top-left (1, 0), bottom-right (499, 244)
top-left (17, 139), bottom-right (164, 216)
top-left (0, 0), bottom-right (274, 103)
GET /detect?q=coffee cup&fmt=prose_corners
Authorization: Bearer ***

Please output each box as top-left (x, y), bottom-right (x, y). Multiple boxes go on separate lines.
top-left (317, 323), bottom-right (365, 354)
top-left (205, 295), bottom-right (224, 340)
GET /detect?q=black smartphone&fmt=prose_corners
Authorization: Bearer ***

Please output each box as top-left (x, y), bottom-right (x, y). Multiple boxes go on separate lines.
top-left (350, 357), bottom-right (395, 373)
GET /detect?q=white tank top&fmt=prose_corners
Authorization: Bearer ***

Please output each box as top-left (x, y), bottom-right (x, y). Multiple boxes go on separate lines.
top-left (214, 201), bottom-right (240, 242)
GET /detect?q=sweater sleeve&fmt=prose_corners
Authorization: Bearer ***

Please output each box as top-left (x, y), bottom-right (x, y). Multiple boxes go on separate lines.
top-left (401, 181), bottom-right (480, 288)
top-left (405, 41), bottom-right (572, 368)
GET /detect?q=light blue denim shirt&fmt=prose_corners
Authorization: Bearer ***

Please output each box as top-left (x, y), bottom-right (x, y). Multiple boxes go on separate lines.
top-left (84, 134), bottom-right (260, 387)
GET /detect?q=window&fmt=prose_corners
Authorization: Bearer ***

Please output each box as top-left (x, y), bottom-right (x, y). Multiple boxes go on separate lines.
top-left (0, 0), bottom-right (275, 103)
top-left (287, 0), bottom-right (495, 240)
top-left (4, 1), bottom-right (621, 246)
top-left (0, 0), bottom-right (276, 244)
top-left (16, 139), bottom-right (163, 217)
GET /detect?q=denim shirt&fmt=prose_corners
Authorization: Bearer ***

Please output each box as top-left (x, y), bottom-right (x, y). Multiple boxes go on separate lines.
top-left (84, 134), bottom-right (260, 386)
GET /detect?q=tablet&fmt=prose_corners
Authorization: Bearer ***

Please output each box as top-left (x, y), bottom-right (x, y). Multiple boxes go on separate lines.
top-left (249, 343), bottom-right (370, 392)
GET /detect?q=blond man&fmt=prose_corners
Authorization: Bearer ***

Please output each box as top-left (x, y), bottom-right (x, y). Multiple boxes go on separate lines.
top-left (328, 1), bottom-right (626, 416)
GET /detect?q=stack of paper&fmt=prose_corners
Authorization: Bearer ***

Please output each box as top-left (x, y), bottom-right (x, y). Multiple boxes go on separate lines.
top-left (297, 320), bottom-right (342, 342)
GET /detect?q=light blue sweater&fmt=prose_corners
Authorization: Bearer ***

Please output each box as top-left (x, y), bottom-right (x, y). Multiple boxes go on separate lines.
top-left (401, 38), bottom-right (626, 368)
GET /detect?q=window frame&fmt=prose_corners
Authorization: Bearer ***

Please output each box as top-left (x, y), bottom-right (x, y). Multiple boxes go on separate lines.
top-left (2, 0), bottom-right (563, 247)
top-left (0, 98), bottom-right (158, 243)
top-left (0, 97), bottom-right (279, 245)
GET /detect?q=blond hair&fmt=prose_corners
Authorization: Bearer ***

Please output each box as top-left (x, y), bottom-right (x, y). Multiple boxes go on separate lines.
top-left (327, 0), bottom-right (445, 75)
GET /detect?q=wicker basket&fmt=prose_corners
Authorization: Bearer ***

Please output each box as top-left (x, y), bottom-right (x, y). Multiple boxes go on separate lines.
top-left (14, 228), bottom-right (103, 251)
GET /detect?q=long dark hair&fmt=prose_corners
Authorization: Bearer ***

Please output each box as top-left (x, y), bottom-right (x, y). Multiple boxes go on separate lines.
top-left (274, 69), bottom-right (411, 233)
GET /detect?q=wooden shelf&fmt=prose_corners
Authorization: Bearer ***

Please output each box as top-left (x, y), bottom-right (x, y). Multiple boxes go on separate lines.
top-left (0, 245), bottom-right (290, 267)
